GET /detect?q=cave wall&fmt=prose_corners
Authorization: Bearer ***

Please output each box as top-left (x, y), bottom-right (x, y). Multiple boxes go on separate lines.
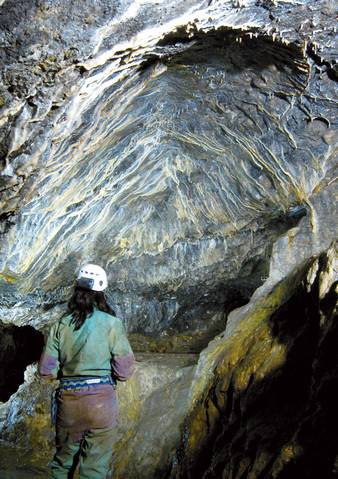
top-left (163, 178), bottom-right (337, 479)
top-left (167, 247), bottom-right (337, 479)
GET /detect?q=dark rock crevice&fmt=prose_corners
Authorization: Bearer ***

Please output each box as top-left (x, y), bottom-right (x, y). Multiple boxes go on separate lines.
top-left (0, 323), bottom-right (44, 402)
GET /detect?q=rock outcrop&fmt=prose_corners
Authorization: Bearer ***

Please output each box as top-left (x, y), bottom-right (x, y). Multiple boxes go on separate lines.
top-left (167, 187), bottom-right (337, 479)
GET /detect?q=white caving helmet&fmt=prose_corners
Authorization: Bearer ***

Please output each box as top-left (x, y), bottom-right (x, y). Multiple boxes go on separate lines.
top-left (77, 264), bottom-right (108, 292)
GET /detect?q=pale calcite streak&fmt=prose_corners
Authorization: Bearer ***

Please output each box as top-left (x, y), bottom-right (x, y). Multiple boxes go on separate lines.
top-left (0, 1), bottom-right (333, 295)
top-left (80, 0), bottom-right (261, 71)
top-left (82, 1), bottom-right (207, 70)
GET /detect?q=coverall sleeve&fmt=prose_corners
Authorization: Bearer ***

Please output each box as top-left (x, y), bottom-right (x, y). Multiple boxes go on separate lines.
top-left (110, 319), bottom-right (135, 382)
top-left (38, 323), bottom-right (60, 379)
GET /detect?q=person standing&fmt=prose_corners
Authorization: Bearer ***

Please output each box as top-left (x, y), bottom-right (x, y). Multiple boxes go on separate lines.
top-left (39, 264), bottom-right (135, 479)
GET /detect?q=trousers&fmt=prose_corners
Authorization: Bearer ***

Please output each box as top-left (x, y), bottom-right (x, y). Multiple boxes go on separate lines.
top-left (50, 383), bottom-right (118, 479)
top-left (50, 425), bottom-right (115, 479)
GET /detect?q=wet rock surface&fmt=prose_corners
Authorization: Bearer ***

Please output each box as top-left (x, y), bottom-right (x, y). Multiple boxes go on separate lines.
top-left (0, 0), bottom-right (337, 478)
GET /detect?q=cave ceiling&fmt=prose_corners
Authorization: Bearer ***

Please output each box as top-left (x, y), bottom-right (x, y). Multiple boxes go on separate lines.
top-left (0, 0), bottom-right (336, 339)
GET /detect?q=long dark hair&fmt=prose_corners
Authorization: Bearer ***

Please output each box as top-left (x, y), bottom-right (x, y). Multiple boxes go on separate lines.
top-left (67, 286), bottom-right (115, 330)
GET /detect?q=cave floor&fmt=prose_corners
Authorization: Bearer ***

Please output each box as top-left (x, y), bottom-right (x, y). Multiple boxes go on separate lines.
top-left (0, 469), bottom-right (49, 479)
top-left (0, 442), bottom-right (50, 478)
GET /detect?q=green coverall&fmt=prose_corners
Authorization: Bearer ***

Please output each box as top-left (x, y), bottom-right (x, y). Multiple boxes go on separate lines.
top-left (39, 308), bottom-right (135, 479)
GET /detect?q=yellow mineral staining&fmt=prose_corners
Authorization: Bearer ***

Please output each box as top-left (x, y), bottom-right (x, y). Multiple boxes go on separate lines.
top-left (303, 198), bottom-right (317, 232)
top-left (119, 238), bottom-right (130, 249)
top-left (306, 258), bottom-right (319, 292)
top-left (284, 226), bottom-right (298, 250)
top-left (318, 244), bottom-right (337, 300)
top-left (38, 55), bottom-right (58, 72)
top-left (63, 49), bottom-right (74, 60)
top-left (271, 442), bottom-right (303, 477)
top-left (219, 316), bottom-right (286, 391)
top-left (281, 442), bottom-right (303, 462)
top-left (186, 405), bottom-right (210, 453)
top-left (118, 376), bottom-right (143, 423)
top-left (0, 271), bottom-right (17, 283)
top-left (191, 274), bottom-right (299, 403)
top-left (101, 376), bottom-right (146, 475)
top-left (182, 271), bottom-right (313, 468)
top-left (24, 404), bottom-right (52, 451)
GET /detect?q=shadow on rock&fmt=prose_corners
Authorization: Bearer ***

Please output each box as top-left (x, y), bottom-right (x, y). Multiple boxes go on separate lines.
top-left (167, 251), bottom-right (338, 479)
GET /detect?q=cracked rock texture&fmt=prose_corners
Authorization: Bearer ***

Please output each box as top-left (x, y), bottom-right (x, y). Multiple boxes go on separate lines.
top-left (0, 0), bottom-right (337, 478)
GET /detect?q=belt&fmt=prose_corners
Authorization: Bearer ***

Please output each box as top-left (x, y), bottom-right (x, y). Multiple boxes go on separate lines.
top-left (51, 375), bottom-right (116, 426)
top-left (59, 375), bottom-right (116, 391)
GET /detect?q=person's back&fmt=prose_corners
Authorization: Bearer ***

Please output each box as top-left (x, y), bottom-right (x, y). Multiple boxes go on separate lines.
top-left (39, 264), bottom-right (135, 479)
top-left (50, 309), bottom-right (133, 378)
